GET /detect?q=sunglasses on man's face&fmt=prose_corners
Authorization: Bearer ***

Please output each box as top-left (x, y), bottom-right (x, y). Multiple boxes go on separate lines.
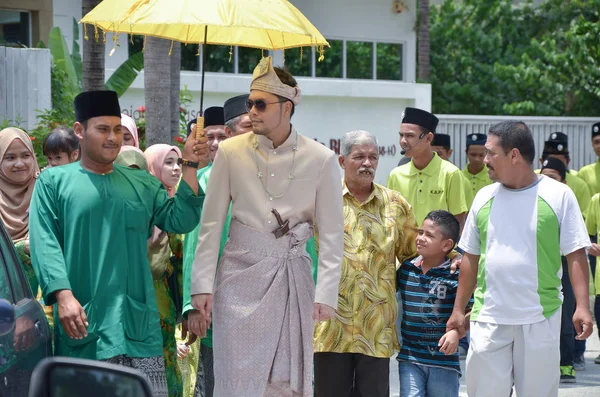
top-left (246, 99), bottom-right (287, 112)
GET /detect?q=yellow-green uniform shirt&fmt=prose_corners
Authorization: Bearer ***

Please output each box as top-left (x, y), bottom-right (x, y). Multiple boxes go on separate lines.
top-left (462, 164), bottom-right (493, 204)
top-left (578, 161), bottom-right (600, 195)
top-left (535, 169), bottom-right (591, 216)
top-left (313, 183), bottom-right (417, 358)
top-left (386, 153), bottom-right (468, 226)
top-left (584, 193), bottom-right (600, 294)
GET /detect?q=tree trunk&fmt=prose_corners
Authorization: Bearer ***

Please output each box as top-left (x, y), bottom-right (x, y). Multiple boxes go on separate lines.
top-left (82, 0), bottom-right (105, 91)
top-left (145, 37), bottom-right (172, 145)
top-left (170, 42), bottom-right (181, 139)
top-left (417, 0), bottom-right (430, 82)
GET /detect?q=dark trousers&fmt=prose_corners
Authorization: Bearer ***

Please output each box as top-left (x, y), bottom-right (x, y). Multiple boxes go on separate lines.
top-left (314, 352), bottom-right (389, 397)
top-left (560, 258), bottom-right (575, 366)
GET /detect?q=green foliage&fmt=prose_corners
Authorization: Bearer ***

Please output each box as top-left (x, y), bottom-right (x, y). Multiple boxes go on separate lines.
top-left (105, 51), bottom-right (144, 96)
top-left (48, 25), bottom-right (80, 93)
top-left (430, 0), bottom-right (600, 116)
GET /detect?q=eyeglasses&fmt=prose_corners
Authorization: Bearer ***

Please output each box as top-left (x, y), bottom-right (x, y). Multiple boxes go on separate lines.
top-left (246, 99), bottom-right (287, 112)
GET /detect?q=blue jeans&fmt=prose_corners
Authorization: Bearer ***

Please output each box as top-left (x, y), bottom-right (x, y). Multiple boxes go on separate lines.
top-left (398, 361), bottom-right (459, 397)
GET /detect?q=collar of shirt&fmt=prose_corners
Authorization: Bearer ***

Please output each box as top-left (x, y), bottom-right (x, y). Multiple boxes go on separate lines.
top-left (405, 254), bottom-right (452, 274)
top-left (256, 126), bottom-right (297, 151)
top-left (408, 152), bottom-right (442, 177)
top-left (342, 181), bottom-right (384, 206)
top-left (465, 163), bottom-right (488, 179)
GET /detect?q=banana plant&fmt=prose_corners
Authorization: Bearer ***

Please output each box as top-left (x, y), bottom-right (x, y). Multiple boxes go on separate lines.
top-left (46, 17), bottom-right (143, 97)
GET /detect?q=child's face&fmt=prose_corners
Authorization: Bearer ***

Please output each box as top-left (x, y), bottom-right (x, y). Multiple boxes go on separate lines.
top-left (416, 219), bottom-right (454, 257)
top-left (46, 151), bottom-right (78, 167)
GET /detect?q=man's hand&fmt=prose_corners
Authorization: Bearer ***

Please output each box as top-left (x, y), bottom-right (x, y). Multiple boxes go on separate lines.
top-left (446, 309), bottom-right (466, 339)
top-left (438, 329), bottom-right (460, 355)
top-left (313, 303), bottom-right (336, 322)
top-left (450, 254), bottom-right (462, 274)
top-left (573, 307), bottom-right (594, 340)
top-left (181, 319), bottom-right (198, 346)
top-left (55, 290), bottom-right (88, 339)
top-left (187, 310), bottom-right (209, 340)
top-left (190, 294), bottom-right (212, 336)
top-left (589, 243), bottom-right (600, 257)
top-left (186, 124), bottom-right (210, 169)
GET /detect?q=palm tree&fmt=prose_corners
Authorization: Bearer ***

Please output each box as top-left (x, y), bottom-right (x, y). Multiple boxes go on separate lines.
top-left (417, 0), bottom-right (430, 82)
top-left (144, 37), bottom-right (172, 145)
top-left (170, 42), bottom-right (181, 139)
top-left (82, 0), bottom-right (105, 91)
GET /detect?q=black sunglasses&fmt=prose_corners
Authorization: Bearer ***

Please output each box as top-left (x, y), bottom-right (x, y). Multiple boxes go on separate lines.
top-left (246, 99), bottom-right (287, 112)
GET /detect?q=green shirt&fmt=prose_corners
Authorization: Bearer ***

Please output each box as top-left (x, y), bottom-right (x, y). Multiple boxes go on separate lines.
top-left (585, 193), bottom-right (600, 293)
top-left (182, 165), bottom-right (231, 348)
top-left (29, 163), bottom-right (203, 360)
top-left (462, 164), bottom-right (493, 203)
top-left (387, 153), bottom-right (468, 226)
top-left (578, 160), bottom-right (600, 195)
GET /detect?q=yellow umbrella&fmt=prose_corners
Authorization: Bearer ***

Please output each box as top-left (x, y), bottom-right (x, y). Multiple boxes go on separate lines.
top-left (81, 0), bottom-right (329, 137)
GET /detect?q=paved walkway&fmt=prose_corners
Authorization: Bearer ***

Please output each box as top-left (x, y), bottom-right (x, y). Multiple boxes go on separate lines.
top-left (389, 328), bottom-right (600, 396)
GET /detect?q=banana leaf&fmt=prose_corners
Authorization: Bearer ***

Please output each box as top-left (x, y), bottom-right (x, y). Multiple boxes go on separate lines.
top-left (48, 26), bottom-right (79, 92)
top-left (71, 18), bottom-right (83, 85)
top-left (105, 51), bottom-right (144, 97)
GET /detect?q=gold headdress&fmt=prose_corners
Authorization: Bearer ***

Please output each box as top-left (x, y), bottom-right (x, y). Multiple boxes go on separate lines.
top-left (250, 56), bottom-right (302, 105)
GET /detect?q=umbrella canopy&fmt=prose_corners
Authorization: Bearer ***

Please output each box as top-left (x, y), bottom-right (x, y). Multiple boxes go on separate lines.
top-left (81, 0), bottom-right (328, 138)
top-left (80, 0), bottom-right (329, 50)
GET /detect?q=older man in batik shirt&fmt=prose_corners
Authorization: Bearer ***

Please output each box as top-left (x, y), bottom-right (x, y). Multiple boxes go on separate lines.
top-left (313, 130), bottom-right (417, 397)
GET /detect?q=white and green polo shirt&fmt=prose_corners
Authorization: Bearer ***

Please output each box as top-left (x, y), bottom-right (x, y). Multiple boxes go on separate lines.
top-left (459, 175), bottom-right (590, 325)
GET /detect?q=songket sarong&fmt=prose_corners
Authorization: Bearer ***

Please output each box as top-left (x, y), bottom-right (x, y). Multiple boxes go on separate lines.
top-left (103, 355), bottom-right (169, 396)
top-left (212, 220), bottom-right (315, 397)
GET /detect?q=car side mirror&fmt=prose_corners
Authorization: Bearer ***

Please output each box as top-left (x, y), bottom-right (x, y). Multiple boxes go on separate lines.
top-left (0, 298), bottom-right (15, 336)
top-left (28, 357), bottom-right (153, 397)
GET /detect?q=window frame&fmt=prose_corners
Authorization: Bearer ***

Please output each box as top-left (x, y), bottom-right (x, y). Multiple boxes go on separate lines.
top-left (0, 9), bottom-right (32, 47)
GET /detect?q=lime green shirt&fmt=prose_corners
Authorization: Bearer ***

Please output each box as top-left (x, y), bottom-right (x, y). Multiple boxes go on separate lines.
top-left (578, 161), bottom-right (600, 195)
top-left (462, 164), bottom-right (493, 201)
top-left (387, 152), bottom-right (468, 226)
top-left (585, 193), bottom-right (600, 293)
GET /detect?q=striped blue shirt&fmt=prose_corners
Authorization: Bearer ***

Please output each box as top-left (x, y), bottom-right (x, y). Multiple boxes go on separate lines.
top-left (396, 256), bottom-right (473, 375)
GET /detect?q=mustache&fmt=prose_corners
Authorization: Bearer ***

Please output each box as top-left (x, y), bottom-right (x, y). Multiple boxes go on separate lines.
top-left (358, 167), bottom-right (375, 174)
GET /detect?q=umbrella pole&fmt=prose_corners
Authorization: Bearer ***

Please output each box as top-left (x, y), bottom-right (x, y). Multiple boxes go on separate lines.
top-left (196, 25), bottom-right (209, 140)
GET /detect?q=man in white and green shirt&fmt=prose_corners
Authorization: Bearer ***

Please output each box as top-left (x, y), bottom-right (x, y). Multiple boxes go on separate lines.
top-left (447, 121), bottom-right (593, 397)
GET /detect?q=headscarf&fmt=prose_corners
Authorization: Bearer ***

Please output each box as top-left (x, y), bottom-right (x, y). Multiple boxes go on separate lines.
top-left (121, 113), bottom-right (140, 148)
top-left (144, 144), bottom-right (182, 198)
top-left (144, 144), bottom-right (182, 274)
top-left (0, 128), bottom-right (41, 242)
top-left (115, 146), bottom-right (147, 171)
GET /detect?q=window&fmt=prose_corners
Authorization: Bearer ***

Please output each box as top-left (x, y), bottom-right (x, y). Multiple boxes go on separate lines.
top-left (283, 47), bottom-right (311, 77)
top-left (346, 41), bottom-right (373, 80)
top-left (316, 39), bottom-right (343, 78)
top-left (377, 43), bottom-right (403, 81)
top-left (203, 45), bottom-right (233, 73)
top-left (181, 43), bottom-right (199, 71)
top-left (0, 10), bottom-right (31, 47)
top-left (238, 47), bottom-right (263, 74)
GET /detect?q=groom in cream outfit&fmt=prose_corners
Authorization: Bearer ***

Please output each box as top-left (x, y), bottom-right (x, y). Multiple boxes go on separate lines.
top-left (188, 57), bottom-right (344, 397)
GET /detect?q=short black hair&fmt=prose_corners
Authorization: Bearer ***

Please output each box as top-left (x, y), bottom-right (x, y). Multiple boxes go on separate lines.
top-left (424, 210), bottom-right (460, 252)
top-left (274, 66), bottom-right (296, 117)
top-left (488, 121), bottom-right (535, 164)
top-left (43, 126), bottom-right (80, 157)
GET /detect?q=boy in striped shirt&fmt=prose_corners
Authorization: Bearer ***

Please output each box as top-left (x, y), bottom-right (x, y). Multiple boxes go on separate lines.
top-left (397, 210), bottom-right (472, 397)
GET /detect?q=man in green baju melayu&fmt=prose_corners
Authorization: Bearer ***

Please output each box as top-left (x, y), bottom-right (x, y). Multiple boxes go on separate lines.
top-left (29, 90), bottom-right (209, 396)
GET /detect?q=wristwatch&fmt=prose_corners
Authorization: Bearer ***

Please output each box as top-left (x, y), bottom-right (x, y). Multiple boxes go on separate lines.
top-left (177, 158), bottom-right (200, 169)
